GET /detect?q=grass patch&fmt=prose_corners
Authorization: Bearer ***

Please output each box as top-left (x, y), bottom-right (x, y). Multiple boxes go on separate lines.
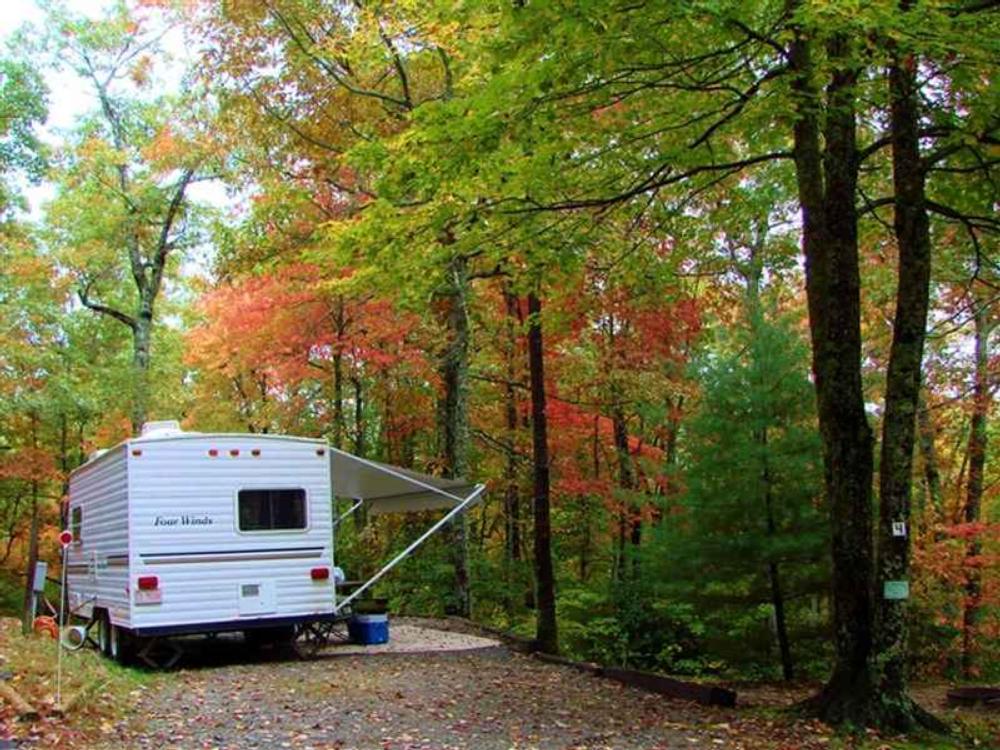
top-left (0, 617), bottom-right (156, 746)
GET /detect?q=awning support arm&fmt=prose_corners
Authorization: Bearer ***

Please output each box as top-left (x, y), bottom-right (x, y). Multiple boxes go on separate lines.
top-left (334, 499), bottom-right (364, 528)
top-left (333, 483), bottom-right (486, 614)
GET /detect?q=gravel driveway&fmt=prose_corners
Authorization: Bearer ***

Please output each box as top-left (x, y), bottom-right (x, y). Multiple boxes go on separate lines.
top-left (93, 623), bottom-right (836, 750)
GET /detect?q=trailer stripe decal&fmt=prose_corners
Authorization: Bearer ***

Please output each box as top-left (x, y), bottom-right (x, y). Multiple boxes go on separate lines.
top-left (139, 546), bottom-right (325, 565)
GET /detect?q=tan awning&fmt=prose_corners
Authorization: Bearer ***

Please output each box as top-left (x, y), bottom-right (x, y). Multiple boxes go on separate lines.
top-left (329, 448), bottom-right (480, 515)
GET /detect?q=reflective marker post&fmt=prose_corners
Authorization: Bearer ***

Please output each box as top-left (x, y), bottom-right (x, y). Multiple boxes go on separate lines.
top-left (56, 529), bottom-right (72, 709)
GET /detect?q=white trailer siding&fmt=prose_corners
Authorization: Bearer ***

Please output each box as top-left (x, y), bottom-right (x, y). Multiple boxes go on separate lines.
top-left (66, 444), bottom-right (130, 625)
top-left (127, 436), bottom-right (334, 633)
top-left (66, 430), bottom-right (336, 639)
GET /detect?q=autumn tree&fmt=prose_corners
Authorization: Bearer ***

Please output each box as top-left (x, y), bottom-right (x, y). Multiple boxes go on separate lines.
top-left (42, 4), bottom-right (213, 431)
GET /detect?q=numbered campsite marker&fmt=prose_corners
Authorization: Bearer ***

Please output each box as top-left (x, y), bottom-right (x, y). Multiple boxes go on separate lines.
top-left (884, 580), bottom-right (910, 600)
top-left (891, 521), bottom-right (907, 538)
top-left (58, 530), bottom-right (73, 547)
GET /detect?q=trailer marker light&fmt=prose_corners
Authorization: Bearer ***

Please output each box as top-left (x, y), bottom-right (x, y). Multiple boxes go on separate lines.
top-left (229, 449), bottom-right (240, 457)
top-left (310, 567), bottom-right (330, 581)
top-left (208, 449), bottom-right (218, 457)
top-left (316, 448), bottom-right (326, 456)
top-left (137, 575), bottom-right (159, 590)
top-left (251, 449), bottom-right (261, 457)
top-left (131, 449), bottom-right (142, 457)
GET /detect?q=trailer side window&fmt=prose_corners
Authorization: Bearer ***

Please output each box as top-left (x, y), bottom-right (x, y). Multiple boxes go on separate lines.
top-left (71, 506), bottom-right (82, 543)
top-left (238, 489), bottom-right (307, 531)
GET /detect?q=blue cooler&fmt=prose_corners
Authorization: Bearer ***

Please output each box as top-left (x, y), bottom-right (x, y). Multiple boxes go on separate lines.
top-left (348, 613), bottom-right (389, 644)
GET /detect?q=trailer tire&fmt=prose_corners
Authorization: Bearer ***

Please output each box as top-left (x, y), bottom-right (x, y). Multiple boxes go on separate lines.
top-left (96, 611), bottom-right (112, 657)
top-left (110, 623), bottom-right (135, 665)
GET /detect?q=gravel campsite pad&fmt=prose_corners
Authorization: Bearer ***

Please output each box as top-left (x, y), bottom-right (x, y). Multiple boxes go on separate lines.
top-left (326, 623), bottom-right (500, 656)
top-left (72, 620), bottom-right (846, 750)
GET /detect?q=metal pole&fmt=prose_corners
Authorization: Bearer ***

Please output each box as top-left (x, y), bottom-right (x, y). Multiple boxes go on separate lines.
top-left (56, 543), bottom-right (68, 709)
top-left (334, 484), bottom-right (485, 614)
top-left (334, 499), bottom-right (364, 527)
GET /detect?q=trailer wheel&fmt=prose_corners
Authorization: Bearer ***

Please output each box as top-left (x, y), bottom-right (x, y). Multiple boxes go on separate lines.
top-left (96, 611), bottom-right (112, 657)
top-left (109, 624), bottom-right (135, 665)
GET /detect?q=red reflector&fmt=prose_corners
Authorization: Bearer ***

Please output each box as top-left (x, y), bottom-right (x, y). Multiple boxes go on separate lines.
top-left (251, 449), bottom-right (261, 457)
top-left (310, 567), bottom-right (330, 581)
top-left (138, 575), bottom-right (159, 590)
top-left (131, 449), bottom-right (142, 457)
top-left (316, 448), bottom-right (326, 456)
top-left (208, 449), bottom-right (218, 457)
top-left (229, 449), bottom-right (240, 457)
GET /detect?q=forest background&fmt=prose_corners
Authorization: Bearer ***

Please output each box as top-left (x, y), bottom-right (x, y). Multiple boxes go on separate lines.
top-left (0, 0), bottom-right (997, 732)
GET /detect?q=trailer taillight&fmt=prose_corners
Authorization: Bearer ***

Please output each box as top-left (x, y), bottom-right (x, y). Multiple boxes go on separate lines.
top-left (251, 449), bottom-right (261, 457)
top-left (131, 449), bottom-right (142, 457)
top-left (310, 567), bottom-right (330, 581)
top-left (316, 448), bottom-right (326, 456)
top-left (138, 575), bottom-right (159, 590)
top-left (229, 449), bottom-right (240, 457)
top-left (208, 449), bottom-right (218, 457)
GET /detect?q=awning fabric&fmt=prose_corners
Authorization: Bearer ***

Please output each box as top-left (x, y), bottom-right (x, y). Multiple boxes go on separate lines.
top-left (329, 448), bottom-right (481, 515)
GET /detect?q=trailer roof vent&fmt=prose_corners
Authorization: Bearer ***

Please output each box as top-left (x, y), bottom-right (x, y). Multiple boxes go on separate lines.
top-left (139, 420), bottom-right (184, 438)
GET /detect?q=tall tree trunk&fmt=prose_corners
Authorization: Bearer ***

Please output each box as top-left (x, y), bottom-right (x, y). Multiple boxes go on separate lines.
top-left (790, 27), bottom-right (878, 724)
top-left (961, 292), bottom-right (991, 678)
top-left (527, 290), bottom-right (557, 654)
top-left (503, 288), bottom-right (522, 565)
top-left (352, 376), bottom-right (365, 458)
top-left (332, 297), bottom-right (346, 450)
top-left (21, 413), bottom-right (40, 636)
top-left (873, 41), bottom-right (936, 728)
top-left (131, 303), bottom-right (153, 432)
top-left (761, 428), bottom-right (795, 681)
top-left (611, 397), bottom-right (638, 577)
top-left (438, 257), bottom-right (471, 618)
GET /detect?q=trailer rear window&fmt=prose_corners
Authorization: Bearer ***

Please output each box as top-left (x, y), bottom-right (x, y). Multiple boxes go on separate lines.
top-left (238, 489), bottom-right (307, 531)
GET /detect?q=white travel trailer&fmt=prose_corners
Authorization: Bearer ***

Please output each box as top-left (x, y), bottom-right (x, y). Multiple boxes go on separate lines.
top-left (66, 421), bottom-right (482, 665)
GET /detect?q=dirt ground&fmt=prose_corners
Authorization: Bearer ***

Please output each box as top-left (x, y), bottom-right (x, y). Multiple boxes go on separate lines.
top-left (4, 618), bottom-right (998, 749)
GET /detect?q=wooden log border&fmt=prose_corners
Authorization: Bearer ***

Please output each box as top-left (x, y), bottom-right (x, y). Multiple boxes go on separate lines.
top-left (534, 652), bottom-right (737, 708)
top-left (441, 615), bottom-right (737, 707)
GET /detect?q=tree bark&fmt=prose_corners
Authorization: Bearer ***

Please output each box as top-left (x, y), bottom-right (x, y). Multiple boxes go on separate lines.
top-left (131, 305), bottom-right (153, 431)
top-left (437, 256), bottom-right (471, 618)
top-left (527, 290), bottom-right (558, 654)
top-left (332, 297), bottom-right (346, 450)
top-left (916, 391), bottom-right (944, 529)
top-left (760, 427), bottom-right (794, 681)
top-left (21, 414), bottom-right (40, 636)
top-left (961, 292), bottom-right (991, 678)
top-left (872, 43), bottom-right (936, 727)
top-left (790, 26), bottom-right (879, 723)
top-left (503, 288), bottom-right (522, 565)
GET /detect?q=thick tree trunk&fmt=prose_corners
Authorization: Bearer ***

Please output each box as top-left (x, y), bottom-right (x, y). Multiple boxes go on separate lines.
top-left (438, 257), bottom-right (471, 618)
top-left (962, 294), bottom-right (990, 677)
top-left (872, 45), bottom-right (936, 728)
top-left (790, 28), bottom-right (879, 724)
top-left (527, 291), bottom-right (558, 654)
